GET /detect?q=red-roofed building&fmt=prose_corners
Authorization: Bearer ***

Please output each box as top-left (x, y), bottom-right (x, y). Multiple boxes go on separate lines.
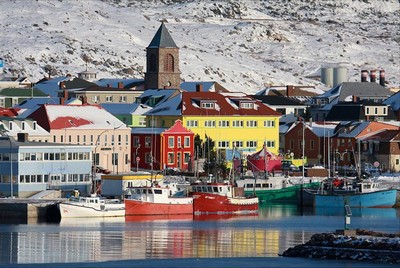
top-left (27, 104), bottom-right (132, 174)
top-left (131, 120), bottom-right (194, 171)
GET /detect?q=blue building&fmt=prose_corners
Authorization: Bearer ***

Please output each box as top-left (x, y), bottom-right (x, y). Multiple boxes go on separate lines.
top-left (0, 133), bottom-right (92, 198)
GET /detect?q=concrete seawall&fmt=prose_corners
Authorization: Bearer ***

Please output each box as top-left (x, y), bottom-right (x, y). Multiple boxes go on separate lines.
top-left (0, 199), bottom-right (62, 223)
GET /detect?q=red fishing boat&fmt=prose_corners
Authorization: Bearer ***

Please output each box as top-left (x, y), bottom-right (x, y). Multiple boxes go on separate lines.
top-left (125, 182), bottom-right (193, 216)
top-left (191, 180), bottom-right (259, 215)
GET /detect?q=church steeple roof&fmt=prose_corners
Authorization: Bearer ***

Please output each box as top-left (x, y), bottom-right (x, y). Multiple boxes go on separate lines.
top-left (148, 23), bottom-right (178, 48)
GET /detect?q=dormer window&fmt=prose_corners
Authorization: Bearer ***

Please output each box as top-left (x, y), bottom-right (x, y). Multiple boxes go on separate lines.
top-left (240, 102), bottom-right (254, 109)
top-left (201, 102), bottom-right (215, 109)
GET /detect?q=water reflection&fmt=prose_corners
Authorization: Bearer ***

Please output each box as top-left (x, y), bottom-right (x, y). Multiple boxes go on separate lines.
top-left (0, 205), bottom-right (399, 265)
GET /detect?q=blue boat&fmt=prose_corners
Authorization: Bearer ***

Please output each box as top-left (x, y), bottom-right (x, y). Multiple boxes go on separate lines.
top-left (302, 178), bottom-right (397, 208)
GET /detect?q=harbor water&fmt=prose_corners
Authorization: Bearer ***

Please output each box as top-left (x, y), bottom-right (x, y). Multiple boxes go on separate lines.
top-left (0, 204), bottom-right (399, 268)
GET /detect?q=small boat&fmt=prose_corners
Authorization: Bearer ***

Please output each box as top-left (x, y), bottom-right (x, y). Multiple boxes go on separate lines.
top-left (124, 182), bottom-right (193, 216)
top-left (58, 195), bottom-right (125, 218)
top-left (302, 178), bottom-right (397, 208)
top-left (236, 175), bottom-right (321, 203)
top-left (191, 180), bottom-right (259, 215)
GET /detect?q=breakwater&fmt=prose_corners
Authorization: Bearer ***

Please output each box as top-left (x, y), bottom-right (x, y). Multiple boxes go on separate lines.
top-left (282, 229), bottom-right (400, 264)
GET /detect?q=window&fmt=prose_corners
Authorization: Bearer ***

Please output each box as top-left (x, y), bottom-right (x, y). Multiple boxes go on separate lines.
top-left (240, 102), bottom-right (254, 109)
top-left (374, 142), bottom-right (379, 152)
top-left (105, 96), bottom-right (113, 102)
top-left (184, 152), bottom-right (190, 163)
top-left (139, 117), bottom-right (146, 126)
top-left (246, 120), bottom-right (257, 127)
top-left (218, 120), bottom-right (229, 127)
top-left (112, 153), bottom-right (118, 166)
top-left (149, 54), bottom-right (156, 72)
top-left (232, 120), bottom-right (243, 127)
top-left (264, 120), bottom-right (275, 127)
top-left (94, 153), bottom-right (100, 166)
top-left (201, 102), bottom-right (215, 109)
top-left (145, 137), bottom-right (152, 147)
top-left (168, 137), bottom-right (174, 148)
top-left (92, 95), bottom-right (100, 103)
top-left (133, 136), bottom-right (140, 147)
top-left (310, 140), bottom-right (314, 150)
top-left (218, 141), bottom-right (230, 148)
top-left (246, 141), bottom-right (257, 148)
top-left (145, 153), bottom-right (152, 164)
top-left (177, 137), bottom-right (181, 148)
top-left (118, 135), bottom-right (122, 145)
top-left (266, 140), bottom-right (275, 148)
top-left (164, 54), bottom-right (174, 72)
top-left (186, 120), bottom-right (198, 127)
top-left (119, 96), bottom-right (127, 102)
top-left (168, 152), bottom-right (174, 164)
top-left (184, 136), bottom-right (190, 147)
top-left (204, 120), bottom-right (216, 127)
top-left (233, 141), bottom-right (243, 148)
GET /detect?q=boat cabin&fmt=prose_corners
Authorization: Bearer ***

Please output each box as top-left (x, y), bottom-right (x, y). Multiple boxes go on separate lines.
top-left (191, 181), bottom-right (245, 198)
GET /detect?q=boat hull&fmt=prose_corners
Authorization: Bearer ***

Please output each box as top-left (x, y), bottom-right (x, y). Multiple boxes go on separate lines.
top-left (244, 182), bottom-right (320, 203)
top-left (192, 192), bottom-right (259, 215)
top-left (124, 198), bottom-right (193, 216)
top-left (58, 202), bottom-right (125, 218)
top-left (302, 189), bottom-right (397, 208)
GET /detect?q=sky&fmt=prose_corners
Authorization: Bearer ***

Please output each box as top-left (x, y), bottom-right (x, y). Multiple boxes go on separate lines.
top-left (0, 0), bottom-right (399, 94)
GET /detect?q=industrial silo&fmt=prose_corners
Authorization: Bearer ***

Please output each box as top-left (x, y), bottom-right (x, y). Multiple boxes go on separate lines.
top-left (320, 66), bottom-right (333, 87)
top-left (333, 66), bottom-right (347, 86)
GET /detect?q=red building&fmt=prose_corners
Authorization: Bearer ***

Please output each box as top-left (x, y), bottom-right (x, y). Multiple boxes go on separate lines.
top-left (131, 120), bottom-right (194, 171)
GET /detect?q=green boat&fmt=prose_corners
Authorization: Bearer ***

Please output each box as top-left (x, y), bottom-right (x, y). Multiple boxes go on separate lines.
top-left (236, 176), bottom-right (321, 203)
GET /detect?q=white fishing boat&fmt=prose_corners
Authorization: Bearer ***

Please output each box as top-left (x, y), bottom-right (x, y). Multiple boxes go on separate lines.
top-left (58, 195), bottom-right (125, 218)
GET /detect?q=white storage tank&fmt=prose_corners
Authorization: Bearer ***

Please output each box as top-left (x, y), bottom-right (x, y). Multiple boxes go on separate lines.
top-left (320, 66), bottom-right (333, 87)
top-left (333, 66), bottom-right (347, 86)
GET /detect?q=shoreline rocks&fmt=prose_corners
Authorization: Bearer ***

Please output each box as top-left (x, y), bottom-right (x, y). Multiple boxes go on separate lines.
top-left (282, 229), bottom-right (400, 264)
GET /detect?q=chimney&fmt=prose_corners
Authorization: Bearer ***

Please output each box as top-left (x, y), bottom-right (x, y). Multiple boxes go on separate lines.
top-left (361, 70), bottom-right (368, 82)
top-left (196, 83), bottom-right (203, 92)
top-left (17, 133), bottom-right (28, 142)
top-left (118, 82), bottom-right (123, 89)
top-left (286, 85), bottom-right (294, 97)
top-left (61, 89), bottom-right (68, 105)
top-left (352, 95), bottom-right (358, 103)
top-left (370, 70), bottom-right (376, 83)
top-left (379, 70), bottom-right (385, 87)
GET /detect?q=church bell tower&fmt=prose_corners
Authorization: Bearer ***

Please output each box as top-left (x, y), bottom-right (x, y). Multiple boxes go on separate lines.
top-left (144, 23), bottom-right (181, 90)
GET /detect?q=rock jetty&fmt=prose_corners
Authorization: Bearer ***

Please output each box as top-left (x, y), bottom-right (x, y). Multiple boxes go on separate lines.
top-left (282, 229), bottom-right (400, 264)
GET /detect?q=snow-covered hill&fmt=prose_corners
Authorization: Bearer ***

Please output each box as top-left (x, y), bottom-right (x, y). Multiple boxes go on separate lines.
top-left (1, 0), bottom-right (399, 94)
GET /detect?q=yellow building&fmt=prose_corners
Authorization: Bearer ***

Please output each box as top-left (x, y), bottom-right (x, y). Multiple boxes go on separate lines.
top-left (144, 90), bottom-right (281, 158)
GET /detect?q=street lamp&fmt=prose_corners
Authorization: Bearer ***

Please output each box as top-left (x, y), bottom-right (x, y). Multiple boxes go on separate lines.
top-left (297, 116), bottom-right (306, 181)
top-left (135, 144), bottom-right (141, 172)
top-left (92, 130), bottom-right (108, 194)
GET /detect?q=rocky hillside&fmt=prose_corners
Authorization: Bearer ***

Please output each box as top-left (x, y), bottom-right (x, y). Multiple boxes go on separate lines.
top-left (1, 0), bottom-right (399, 93)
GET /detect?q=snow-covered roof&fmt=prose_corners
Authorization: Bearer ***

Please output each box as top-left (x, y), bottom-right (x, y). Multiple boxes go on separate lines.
top-left (37, 105), bottom-right (130, 130)
top-left (100, 103), bottom-right (152, 115)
